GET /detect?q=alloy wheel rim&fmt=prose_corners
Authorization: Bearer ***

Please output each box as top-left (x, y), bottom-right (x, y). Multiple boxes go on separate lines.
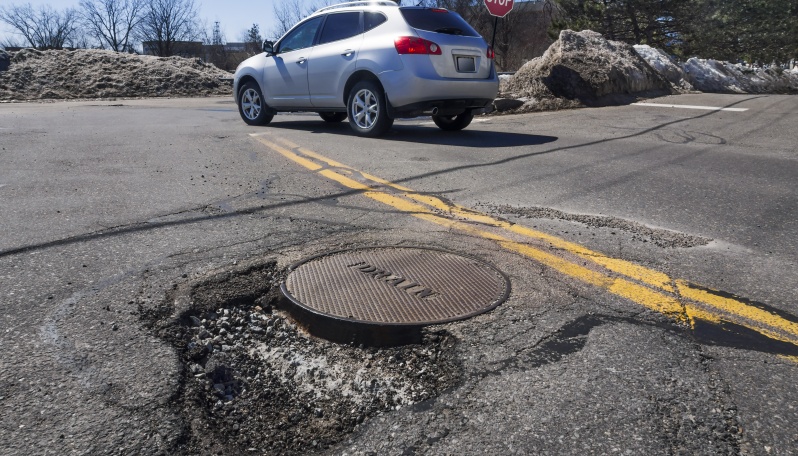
top-left (352, 89), bottom-right (378, 129)
top-left (242, 88), bottom-right (261, 120)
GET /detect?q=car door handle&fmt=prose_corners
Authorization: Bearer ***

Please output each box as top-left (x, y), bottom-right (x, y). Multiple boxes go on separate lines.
top-left (341, 50), bottom-right (355, 57)
top-left (296, 57), bottom-right (306, 64)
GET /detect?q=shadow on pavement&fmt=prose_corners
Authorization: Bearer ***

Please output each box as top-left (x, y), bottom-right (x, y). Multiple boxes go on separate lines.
top-left (262, 118), bottom-right (559, 148)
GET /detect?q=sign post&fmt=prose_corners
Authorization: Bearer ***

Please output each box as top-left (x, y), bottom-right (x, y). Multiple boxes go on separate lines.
top-left (483, 0), bottom-right (514, 49)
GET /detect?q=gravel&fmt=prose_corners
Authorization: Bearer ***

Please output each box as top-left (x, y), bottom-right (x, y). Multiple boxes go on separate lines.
top-left (140, 261), bottom-right (461, 455)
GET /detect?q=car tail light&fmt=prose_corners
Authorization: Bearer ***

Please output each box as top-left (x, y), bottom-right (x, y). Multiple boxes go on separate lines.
top-left (487, 45), bottom-right (495, 60)
top-left (394, 36), bottom-right (442, 55)
top-left (431, 8), bottom-right (448, 13)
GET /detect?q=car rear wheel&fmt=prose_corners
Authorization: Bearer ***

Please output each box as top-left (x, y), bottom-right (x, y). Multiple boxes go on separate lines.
top-left (238, 82), bottom-right (274, 126)
top-left (347, 81), bottom-right (393, 137)
top-left (319, 112), bottom-right (348, 123)
top-left (432, 110), bottom-right (474, 131)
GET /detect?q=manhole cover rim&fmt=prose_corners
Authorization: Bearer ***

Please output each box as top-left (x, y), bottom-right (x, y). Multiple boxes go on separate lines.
top-left (280, 245), bottom-right (511, 328)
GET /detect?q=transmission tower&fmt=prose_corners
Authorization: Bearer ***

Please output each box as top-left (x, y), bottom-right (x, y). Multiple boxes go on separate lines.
top-left (212, 21), bottom-right (223, 46)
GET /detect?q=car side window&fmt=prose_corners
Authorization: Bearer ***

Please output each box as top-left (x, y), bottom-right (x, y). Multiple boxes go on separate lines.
top-left (277, 16), bottom-right (323, 53)
top-left (364, 12), bottom-right (387, 32)
top-left (318, 12), bottom-right (362, 45)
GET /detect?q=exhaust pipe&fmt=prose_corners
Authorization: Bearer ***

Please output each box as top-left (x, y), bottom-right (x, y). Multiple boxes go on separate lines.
top-left (422, 107), bottom-right (439, 116)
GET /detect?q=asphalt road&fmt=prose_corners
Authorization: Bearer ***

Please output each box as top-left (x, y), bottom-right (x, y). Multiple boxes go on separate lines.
top-left (1, 94), bottom-right (796, 455)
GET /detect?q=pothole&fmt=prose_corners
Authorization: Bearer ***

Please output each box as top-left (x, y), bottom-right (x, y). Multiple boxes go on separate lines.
top-left (141, 260), bottom-right (461, 455)
top-left (486, 204), bottom-right (712, 248)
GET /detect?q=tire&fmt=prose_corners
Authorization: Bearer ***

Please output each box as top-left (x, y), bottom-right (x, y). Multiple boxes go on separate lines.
top-left (347, 81), bottom-right (393, 137)
top-left (319, 112), bottom-right (348, 123)
top-left (238, 81), bottom-right (274, 126)
top-left (432, 111), bottom-right (474, 131)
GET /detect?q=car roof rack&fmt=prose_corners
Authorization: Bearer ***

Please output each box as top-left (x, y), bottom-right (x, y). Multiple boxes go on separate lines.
top-left (316, 1), bottom-right (400, 14)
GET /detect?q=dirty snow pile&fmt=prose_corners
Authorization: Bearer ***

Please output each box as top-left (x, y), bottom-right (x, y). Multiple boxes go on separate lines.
top-left (500, 30), bottom-right (673, 113)
top-left (634, 45), bottom-right (798, 94)
top-left (498, 30), bottom-right (798, 114)
top-left (0, 48), bottom-right (232, 101)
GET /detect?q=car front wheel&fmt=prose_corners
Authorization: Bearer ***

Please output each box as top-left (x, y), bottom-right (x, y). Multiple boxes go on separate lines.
top-left (432, 111), bottom-right (474, 131)
top-left (347, 81), bottom-right (393, 137)
top-left (238, 82), bottom-right (274, 126)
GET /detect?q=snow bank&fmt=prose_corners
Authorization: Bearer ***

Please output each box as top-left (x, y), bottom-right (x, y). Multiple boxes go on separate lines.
top-left (633, 47), bottom-right (798, 94)
top-left (633, 45), bottom-right (693, 91)
top-left (681, 58), bottom-right (798, 94)
top-left (503, 30), bottom-right (673, 112)
top-left (0, 48), bottom-right (232, 101)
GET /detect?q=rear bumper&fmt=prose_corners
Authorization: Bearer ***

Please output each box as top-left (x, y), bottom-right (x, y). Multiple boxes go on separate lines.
top-left (379, 68), bottom-right (499, 117)
top-left (388, 98), bottom-right (494, 118)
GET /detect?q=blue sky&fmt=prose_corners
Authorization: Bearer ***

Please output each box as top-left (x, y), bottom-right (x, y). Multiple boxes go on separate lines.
top-left (1, 0), bottom-right (310, 46)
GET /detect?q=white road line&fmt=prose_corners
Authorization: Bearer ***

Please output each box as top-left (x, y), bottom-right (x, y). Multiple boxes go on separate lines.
top-left (633, 102), bottom-right (749, 112)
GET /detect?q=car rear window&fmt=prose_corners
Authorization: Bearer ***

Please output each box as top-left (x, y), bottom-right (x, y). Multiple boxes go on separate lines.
top-left (399, 8), bottom-right (480, 37)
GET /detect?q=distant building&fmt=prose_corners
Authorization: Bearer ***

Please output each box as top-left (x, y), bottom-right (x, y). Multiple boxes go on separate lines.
top-left (142, 41), bottom-right (204, 58)
top-left (141, 40), bottom-right (258, 69)
top-left (224, 42), bottom-right (247, 53)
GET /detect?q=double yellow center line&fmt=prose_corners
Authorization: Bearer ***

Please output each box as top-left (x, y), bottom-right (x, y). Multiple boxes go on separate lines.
top-left (252, 133), bottom-right (798, 356)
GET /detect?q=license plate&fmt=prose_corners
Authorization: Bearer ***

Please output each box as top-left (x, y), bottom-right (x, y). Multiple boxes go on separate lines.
top-left (456, 56), bottom-right (476, 73)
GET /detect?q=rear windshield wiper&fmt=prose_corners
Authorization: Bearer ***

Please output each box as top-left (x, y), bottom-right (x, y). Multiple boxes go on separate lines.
top-left (435, 27), bottom-right (463, 35)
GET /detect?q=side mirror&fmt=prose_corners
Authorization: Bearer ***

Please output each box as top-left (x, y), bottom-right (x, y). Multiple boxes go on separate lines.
top-left (263, 40), bottom-right (275, 55)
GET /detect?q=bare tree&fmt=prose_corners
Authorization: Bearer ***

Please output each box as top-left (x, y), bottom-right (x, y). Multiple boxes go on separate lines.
top-left (80, 0), bottom-right (144, 52)
top-left (137, 0), bottom-right (200, 56)
top-left (0, 3), bottom-right (80, 49)
top-left (269, 0), bottom-right (334, 40)
top-left (270, 0), bottom-right (310, 40)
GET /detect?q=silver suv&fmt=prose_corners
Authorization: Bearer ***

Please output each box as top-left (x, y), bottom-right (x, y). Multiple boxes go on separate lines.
top-left (233, 1), bottom-right (498, 136)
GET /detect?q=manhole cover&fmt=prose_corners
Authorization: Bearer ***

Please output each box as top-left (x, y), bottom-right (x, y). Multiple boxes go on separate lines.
top-left (280, 246), bottom-right (510, 346)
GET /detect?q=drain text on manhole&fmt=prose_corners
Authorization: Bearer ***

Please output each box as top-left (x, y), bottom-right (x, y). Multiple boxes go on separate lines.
top-left (348, 261), bottom-right (437, 299)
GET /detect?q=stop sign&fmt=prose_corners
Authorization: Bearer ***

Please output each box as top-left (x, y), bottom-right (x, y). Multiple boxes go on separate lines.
top-left (484, 0), bottom-right (514, 17)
